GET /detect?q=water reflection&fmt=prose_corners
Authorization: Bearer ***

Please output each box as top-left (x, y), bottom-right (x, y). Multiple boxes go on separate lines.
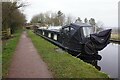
top-left (78, 54), bottom-right (102, 71)
top-left (78, 43), bottom-right (118, 78)
top-left (98, 43), bottom-right (118, 78)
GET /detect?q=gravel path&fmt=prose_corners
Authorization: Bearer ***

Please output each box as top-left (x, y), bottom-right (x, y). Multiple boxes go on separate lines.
top-left (8, 31), bottom-right (53, 78)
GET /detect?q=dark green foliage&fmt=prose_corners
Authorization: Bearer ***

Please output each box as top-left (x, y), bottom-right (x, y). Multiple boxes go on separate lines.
top-left (2, 2), bottom-right (26, 34)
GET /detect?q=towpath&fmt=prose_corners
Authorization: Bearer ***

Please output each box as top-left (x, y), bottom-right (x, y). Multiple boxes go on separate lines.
top-left (8, 31), bottom-right (53, 78)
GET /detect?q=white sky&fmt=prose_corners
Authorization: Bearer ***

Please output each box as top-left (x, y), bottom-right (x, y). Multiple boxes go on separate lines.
top-left (22, 0), bottom-right (119, 28)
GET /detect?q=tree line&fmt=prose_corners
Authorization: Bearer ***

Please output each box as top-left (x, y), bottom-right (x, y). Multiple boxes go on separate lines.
top-left (2, 1), bottom-right (26, 38)
top-left (31, 11), bottom-right (76, 26)
top-left (31, 11), bottom-right (65, 26)
top-left (31, 11), bottom-right (103, 32)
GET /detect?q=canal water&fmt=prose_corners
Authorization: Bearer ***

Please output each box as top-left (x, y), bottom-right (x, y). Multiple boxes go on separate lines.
top-left (98, 43), bottom-right (119, 78)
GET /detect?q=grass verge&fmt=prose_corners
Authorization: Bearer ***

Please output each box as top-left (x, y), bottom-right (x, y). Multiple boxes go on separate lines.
top-left (28, 30), bottom-right (109, 78)
top-left (2, 30), bottom-right (22, 78)
top-left (111, 34), bottom-right (119, 40)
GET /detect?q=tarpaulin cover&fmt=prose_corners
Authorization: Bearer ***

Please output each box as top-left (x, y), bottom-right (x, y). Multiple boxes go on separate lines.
top-left (84, 29), bottom-right (112, 54)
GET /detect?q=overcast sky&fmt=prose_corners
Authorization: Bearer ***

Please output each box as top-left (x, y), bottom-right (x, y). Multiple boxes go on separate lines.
top-left (23, 0), bottom-right (119, 28)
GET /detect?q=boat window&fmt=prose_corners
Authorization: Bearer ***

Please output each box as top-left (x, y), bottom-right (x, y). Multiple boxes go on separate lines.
top-left (64, 27), bottom-right (69, 31)
top-left (83, 27), bottom-right (94, 37)
top-left (71, 27), bottom-right (75, 31)
top-left (63, 27), bottom-right (70, 33)
top-left (63, 27), bottom-right (75, 31)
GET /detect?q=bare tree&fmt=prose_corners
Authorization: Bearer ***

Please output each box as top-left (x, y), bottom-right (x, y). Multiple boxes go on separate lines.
top-left (65, 15), bottom-right (73, 25)
top-left (89, 18), bottom-right (96, 32)
top-left (75, 17), bottom-right (82, 23)
top-left (96, 21), bottom-right (104, 31)
top-left (57, 10), bottom-right (65, 26)
top-left (84, 18), bottom-right (88, 23)
top-left (2, 1), bottom-right (27, 25)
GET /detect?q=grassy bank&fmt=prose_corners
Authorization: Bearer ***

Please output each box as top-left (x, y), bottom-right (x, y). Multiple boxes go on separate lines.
top-left (111, 34), bottom-right (119, 40)
top-left (28, 31), bottom-right (109, 78)
top-left (2, 30), bottom-right (22, 78)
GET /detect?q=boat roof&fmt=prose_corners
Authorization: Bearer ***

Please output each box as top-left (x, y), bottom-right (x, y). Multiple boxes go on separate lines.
top-left (74, 22), bottom-right (92, 27)
top-left (62, 22), bottom-right (92, 30)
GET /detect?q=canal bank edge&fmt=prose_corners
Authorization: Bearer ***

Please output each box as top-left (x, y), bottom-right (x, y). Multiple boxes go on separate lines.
top-left (28, 30), bottom-right (109, 78)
